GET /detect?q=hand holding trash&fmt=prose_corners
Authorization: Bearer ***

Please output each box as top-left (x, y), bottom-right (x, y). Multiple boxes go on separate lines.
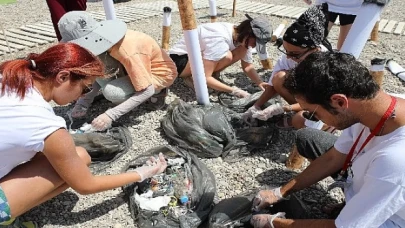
top-left (243, 106), bottom-right (260, 125)
top-left (92, 113), bottom-right (113, 131)
top-left (250, 212), bottom-right (286, 228)
top-left (252, 103), bottom-right (284, 121)
top-left (252, 187), bottom-right (286, 211)
top-left (231, 87), bottom-right (251, 98)
top-left (134, 153), bottom-right (168, 181)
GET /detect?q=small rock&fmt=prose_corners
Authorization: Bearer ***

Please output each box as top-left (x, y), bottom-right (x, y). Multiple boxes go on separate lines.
top-left (258, 163), bottom-right (266, 169)
top-left (218, 192), bottom-right (225, 198)
top-left (255, 168), bottom-right (263, 174)
top-left (114, 224), bottom-right (122, 228)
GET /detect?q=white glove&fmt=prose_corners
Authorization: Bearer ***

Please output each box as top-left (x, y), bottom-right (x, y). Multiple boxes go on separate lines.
top-left (231, 87), bottom-right (251, 98)
top-left (91, 113), bottom-right (113, 131)
top-left (252, 187), bottom-right (285, 211)
top-left (250, 212), bottom-right (286, 228)
top-left (252, 103), bottom-right (284, 121)
top-left (134, 153), bottom-right (167, 182)
top-left (242, 106), bottom-right (260, 126)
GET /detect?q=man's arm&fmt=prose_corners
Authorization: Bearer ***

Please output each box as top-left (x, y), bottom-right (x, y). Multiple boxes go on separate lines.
top-left (273, 218), bottom-right (336, 228)
top-left (281, 147), bottom-right (346, 197)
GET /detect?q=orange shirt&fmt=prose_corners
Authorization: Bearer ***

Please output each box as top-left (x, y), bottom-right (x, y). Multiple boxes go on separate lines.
top-left (109, 30), bottom-right (178, 91)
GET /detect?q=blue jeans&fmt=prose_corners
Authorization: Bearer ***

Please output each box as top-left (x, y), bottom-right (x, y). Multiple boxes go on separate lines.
top-left (0, 186), bottom-right (11, 223)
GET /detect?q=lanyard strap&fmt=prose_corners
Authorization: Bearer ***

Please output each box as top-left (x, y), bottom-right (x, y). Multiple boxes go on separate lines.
top-left (340, 96), bottom-right (397, 176)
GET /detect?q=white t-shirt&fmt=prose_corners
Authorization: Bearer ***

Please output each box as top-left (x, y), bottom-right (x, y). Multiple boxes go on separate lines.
top-left (267, 45), bottom-right (328, 86)
top-left (169, 22), bottom-right (254, 64)
top-left (316, 0), bottom-right (363, 16)
top-left (334, 123), bottom-right (405, 228)
top-left (0, 86), bottom-right (66, 179)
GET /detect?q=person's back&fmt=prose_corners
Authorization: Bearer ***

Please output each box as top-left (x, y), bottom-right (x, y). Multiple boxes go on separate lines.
top-left (0, 83), bottom-right (65, 179)
top-left (109, 29), bottom-right (177, 91)
top-left (170, 22), bottom-right (237, 61)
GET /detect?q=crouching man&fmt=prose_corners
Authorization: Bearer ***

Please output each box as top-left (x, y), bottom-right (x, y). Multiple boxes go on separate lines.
top-left (251, 52), bottom-right (405, 228)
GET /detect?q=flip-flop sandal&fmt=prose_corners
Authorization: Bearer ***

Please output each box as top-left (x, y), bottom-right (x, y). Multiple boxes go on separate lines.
top-left (275, 116), bottom-right (294, 129)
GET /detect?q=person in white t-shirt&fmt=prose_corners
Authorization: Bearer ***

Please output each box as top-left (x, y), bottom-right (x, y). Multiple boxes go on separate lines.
top-left (243, 4), bottom-right (334, 131)
top-left (308, 0), bottom-right (363, 50)
top-left (0, 43), bottom-right (167, 227)
top-left (169, 15), bottom-right (272, 98)
top-left (250, 52), bottom-right (405, 228)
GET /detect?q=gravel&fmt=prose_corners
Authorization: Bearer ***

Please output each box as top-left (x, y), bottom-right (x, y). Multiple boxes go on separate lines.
top-left (0, 0), bottom-right (404, 227)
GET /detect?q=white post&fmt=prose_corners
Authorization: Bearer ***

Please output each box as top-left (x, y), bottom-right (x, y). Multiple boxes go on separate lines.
top-left (272, 20), bottom-right (287, 42)
top-left (209, 0), bottom-right (217, 22)
top-left (102, 0), bottom-right (117, 20)
top-left (177, 0), bottom-right (210, 105)
top-left (340, 3), bottom-right (383, 59)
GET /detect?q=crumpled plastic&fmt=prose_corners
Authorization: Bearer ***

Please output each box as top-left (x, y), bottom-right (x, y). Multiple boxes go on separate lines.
top-left (161, 99), bottom-right (237, 158)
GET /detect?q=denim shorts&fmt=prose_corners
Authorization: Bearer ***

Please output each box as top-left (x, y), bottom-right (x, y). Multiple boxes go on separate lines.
top-left (0, 186), bottom-right (11, 223)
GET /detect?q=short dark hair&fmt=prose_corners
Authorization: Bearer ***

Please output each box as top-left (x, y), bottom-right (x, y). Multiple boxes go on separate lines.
top-left (235, 19), bottom-right (254, 43)
top-left (283, 52), bottom-right (379, 112)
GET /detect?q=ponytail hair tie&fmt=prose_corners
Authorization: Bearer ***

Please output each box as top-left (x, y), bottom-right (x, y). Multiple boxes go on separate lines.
top-left (29, 59), bottom-right (36, 70)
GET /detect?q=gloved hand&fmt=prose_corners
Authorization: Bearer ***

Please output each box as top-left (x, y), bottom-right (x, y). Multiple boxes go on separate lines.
top-left (252, 103), bottom-right (284, 121)
top-left (252, 187), bottom-right (286, 211)
top-left (250, 212), bottom-right (286, 228)
top-left (134, 153), bottom-right (167, 182)
top-left (231, 87), bottom-right (251, 98)
top-left (91, 113), bottom-right (113, 131)
top-left (243, 106), bottom-right (260, 126)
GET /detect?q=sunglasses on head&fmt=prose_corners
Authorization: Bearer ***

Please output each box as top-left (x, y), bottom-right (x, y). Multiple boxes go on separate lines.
top-left (303, 105), bottom-right (319, 122)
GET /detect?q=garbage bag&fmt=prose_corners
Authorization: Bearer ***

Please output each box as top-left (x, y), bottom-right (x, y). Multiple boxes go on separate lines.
top-left (122, 145), bottom-right (216, 228)
top-left (207, 189), bottom-right (309, 227)
top-left (161, 99), bottom-right (237, 158)
top-left (71, 126), bottom-right (132, 167)
top-left (218, 91), bottom-right (281, 113)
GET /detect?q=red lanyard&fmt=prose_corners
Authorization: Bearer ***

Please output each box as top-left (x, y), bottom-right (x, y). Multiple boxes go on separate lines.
top-left (339, 96), bottom-right (397, 177)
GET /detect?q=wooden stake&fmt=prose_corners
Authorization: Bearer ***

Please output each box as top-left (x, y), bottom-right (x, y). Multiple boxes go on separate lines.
top-left (370, 21), bottom-right (379, 42)
top-left (178, 0), bottom-right (197, 30)
top-left (232, 0), bottom-right (236, 17)
top-left (162, 26), bottom-right (171, 51)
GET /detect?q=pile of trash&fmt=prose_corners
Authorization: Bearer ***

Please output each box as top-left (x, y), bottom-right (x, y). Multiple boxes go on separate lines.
top-left (122, 146), bottom-right (216, 228)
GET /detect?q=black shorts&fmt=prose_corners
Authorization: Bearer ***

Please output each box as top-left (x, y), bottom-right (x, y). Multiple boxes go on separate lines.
top-left (328, 12), bottom-right (356, 26)
top-left (169, 54), bottom-right (189, 75)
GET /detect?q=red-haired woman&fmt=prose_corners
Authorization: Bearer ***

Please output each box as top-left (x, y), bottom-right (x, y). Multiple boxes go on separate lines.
top-left (0, 43), bottom-right (167, 227)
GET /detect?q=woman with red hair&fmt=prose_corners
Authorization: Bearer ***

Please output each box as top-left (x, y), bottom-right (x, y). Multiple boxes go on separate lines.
top-left (0, 43), bottom-right (167, 227)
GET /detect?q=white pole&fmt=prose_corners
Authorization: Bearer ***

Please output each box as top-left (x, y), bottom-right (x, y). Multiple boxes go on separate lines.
top-left (102, 0), bottom-right (117, 20)
top-left (272, 20), bottom-right (287, 42)
top-left (340, 3), bottom-right (383, 59)
top-left (177, 0), bottom-right (210, 105)
top-left (209, 0), bottom-right (217, 22)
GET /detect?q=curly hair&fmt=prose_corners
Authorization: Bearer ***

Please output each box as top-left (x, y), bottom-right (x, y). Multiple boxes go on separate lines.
top-left (283, 52), bottom-right (379, 112)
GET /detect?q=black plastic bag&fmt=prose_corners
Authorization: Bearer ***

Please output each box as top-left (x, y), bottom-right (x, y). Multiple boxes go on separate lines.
top-left (218, 91), bottom-right (281, 113)
top-left (122, 145), bottom-right (216, 228)
top-left (71, 126), bottom-right (132, 170)
top-left (161, 99), bottom-right (237, 158)
top-left (207, 189), bottom-right (309, 227)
